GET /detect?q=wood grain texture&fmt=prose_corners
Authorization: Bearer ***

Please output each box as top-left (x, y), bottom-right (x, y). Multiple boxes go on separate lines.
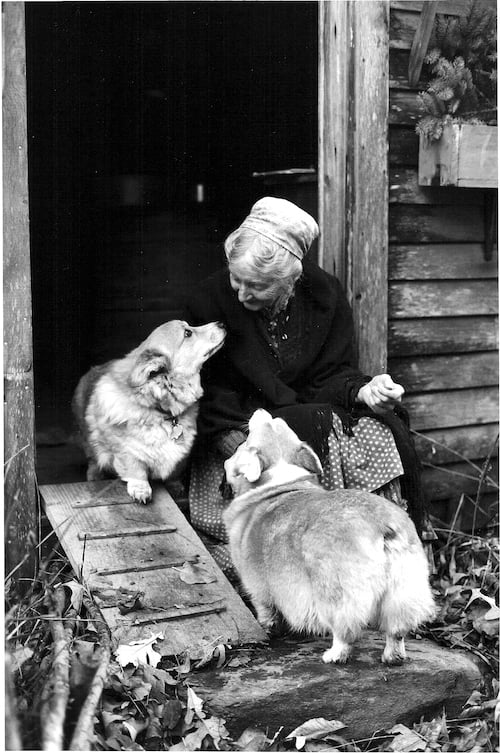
top-left (413, 423), bottom-right (498, 465)
top-left (418, 124), bottom-right (498, 188)
top-left (389, 90), bottom-right (424, 126)
top-left (3, 2), bottom-right (38, 586)
top-left (407, 1), bottom-right (437, 86)
top-left (389, 244), bottom-right (497, 280)
top-left (389, 2), bottom-right (496, 49)
top-left (389, 204), bottom-right (484, 243)
top-left (389, 280), bottom-right (498, 317)
top-left (350, 0), bottom-right (389, 375)
top-left (318, 0), bottom-right (349, 280)
top-left (389, 167), bottom-right (485, 205)
top-left (389, 128), bottom-right (419, 166)
top-left (422, 460), bottom-right (497, 502)
top-left (319, 1), bottom-right (389, 375)
top-left (391, 0), bottom-right (495, 14)
top-left (403, 387), bottom-right (498, 432)
top-left (41, 481), bottom-right (267, 652)
top-left (389, 352), bottom-right (499, 392)
top-left (389, 317), bottom-right (498, 355)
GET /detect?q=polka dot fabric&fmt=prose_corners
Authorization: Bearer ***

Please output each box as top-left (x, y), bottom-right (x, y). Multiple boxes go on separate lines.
top-left (188, 413), bottom-right (405, 576)
top-left (320, 415), bottom-right (404, 492)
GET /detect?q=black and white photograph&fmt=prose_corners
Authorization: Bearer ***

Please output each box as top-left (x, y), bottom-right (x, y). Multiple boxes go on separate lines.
top-left (4, 1), bottom-right (498, 750)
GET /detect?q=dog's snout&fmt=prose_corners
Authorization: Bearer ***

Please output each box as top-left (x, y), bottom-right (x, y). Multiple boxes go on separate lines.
top-left (248, 408), bottom-right (274, 433)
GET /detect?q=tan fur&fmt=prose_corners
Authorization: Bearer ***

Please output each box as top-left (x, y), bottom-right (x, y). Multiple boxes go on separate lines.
top-left (223, 409), bottom-right (436, 665)
top-left (72, 320), bottom-right (225, 502)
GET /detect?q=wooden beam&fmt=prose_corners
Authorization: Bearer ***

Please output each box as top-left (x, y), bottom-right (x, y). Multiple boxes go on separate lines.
top-left (319, 1), bottom-right (389, 375)
top-left (318, 0), bottom-right (349, 282)
top-left (408, 1), bottom-right (437, 86)
top-left (351, 2), bottom-right (390, 375)
top-left (3, 2), bottom-right (38, 589)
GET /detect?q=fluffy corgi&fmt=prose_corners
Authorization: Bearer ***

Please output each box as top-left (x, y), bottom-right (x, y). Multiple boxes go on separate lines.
top-left (72, 320), bottom-right (225, 502)
top-left (223, 409), bottom-right (435, 665)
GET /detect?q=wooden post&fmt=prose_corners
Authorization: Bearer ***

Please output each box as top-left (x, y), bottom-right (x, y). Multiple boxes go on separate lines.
top-left (318, 0), bottom-right (350, 284)
top-left (319, 1), bottom-right (389, 376)
top-left (3, 2), bottom-right (38, 589)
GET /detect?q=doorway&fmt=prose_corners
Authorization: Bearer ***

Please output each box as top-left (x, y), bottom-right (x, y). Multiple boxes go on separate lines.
top-left (25, 1), bottom-right (318, 482)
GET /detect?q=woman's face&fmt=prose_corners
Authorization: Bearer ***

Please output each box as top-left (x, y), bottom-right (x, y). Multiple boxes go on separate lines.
top-left (228, 262), bottom-right (282, 311)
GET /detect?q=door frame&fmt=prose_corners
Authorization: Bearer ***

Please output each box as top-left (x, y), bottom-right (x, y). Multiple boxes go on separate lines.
top-left (318, 0), bottom-right (389, 376)
top-left (4, 1), bottom-right (391, 576)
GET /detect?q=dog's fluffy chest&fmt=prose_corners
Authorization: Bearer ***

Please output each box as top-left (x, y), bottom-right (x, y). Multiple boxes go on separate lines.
top-left (87, 379), bottom-right (199, 478)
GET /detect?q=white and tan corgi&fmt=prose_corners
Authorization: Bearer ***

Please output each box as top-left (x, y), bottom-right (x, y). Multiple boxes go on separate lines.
top-left (223, 409), bottom-right (435, 665)
top-left (72, 320), bottom-right (225, 503)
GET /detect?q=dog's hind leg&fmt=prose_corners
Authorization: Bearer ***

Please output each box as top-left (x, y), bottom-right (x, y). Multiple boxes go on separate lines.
top-left (322, 633), bottom-right (353, 664)
top-left (253, 599), bottom-right (278, 632)
top-left (382, 634), bottom-right (406, 665)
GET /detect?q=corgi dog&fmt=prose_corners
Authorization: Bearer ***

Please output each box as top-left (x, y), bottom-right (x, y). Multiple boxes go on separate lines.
top-left (223, 409), bottom-right (435, 665)
top-left (72, 320), bottom-right (225, 503)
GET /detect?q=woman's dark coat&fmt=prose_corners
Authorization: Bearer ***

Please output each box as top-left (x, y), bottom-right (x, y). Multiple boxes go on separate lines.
top-left (184, 260), bottom-right (425, 533)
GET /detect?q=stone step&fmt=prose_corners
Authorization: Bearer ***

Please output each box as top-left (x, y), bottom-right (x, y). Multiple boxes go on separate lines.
top-left (191, 632), bottom-right (483, 742)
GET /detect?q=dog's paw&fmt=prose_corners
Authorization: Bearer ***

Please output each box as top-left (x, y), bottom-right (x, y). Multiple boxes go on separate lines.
top-left (127, 479), bottom-right (153, 504)
top-left (322, 645), bottom-right (352, 664)
top-left (381, 636), bottom-right (407, 665)
top-left (381, 651), bottom-right (407, 666)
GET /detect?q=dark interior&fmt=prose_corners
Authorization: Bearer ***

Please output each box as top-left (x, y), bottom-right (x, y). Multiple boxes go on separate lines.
top-left (25, 1), bottom-right (318, 482)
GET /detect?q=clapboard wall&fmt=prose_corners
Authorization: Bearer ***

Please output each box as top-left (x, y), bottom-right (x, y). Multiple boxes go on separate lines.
top-left (387, 0), bottom-right (498, 528)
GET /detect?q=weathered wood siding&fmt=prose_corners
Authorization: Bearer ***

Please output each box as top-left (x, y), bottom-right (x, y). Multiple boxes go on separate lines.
top-left (388, 0), bottom-right (498, 527)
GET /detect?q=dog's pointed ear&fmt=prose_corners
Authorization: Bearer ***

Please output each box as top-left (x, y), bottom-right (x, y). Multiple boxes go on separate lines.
top-left (130, 349), bottom-right (170, 387)
top-left (292, 443), bottom-right (323, 475)
top-left (235, 447), bottom-right (263, 483)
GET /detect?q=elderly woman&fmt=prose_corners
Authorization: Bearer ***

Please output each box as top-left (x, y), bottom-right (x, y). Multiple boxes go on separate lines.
top-left (184, 197), bottom-right (425, 575)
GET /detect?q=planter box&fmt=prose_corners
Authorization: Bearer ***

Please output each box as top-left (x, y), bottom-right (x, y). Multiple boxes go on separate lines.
top-left (419, 123), bottom-right (498, 188)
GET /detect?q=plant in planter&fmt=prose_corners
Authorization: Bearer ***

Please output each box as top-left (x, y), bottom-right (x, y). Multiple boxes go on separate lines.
top-left (416, 1), bottom-right (497, 190)
top-left (416, 0), bottom-right (497, 143)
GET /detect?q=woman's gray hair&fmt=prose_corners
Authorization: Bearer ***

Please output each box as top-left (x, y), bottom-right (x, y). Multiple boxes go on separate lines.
top-left (225, 228), bottom-right (302, 279)
top-left (225, 229), bottom-right (303, 312)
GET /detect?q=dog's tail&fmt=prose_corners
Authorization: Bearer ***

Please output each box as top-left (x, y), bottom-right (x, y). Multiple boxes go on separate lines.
top-left (378, 525), bottom-right (436, 635)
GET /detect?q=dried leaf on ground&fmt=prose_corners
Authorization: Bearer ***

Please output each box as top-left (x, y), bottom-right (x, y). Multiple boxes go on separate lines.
top-left (287, 718), bottom-right (347, 749)
top-left (59, 579), bottom-right (85, 611)
top-left (235, 726), bottom-right (272, 751)
top-left (176, 561), bottom-right (217, 585)
top-left (385, 723), bottom-right (427, 751)
top-left (115, 632), bottom-right (164, 668)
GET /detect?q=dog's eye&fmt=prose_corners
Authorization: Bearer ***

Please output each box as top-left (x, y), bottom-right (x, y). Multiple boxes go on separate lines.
top-left (184, 329), bottom-right (193, 338)
top-left (149, 367), bottom-right (165, 378)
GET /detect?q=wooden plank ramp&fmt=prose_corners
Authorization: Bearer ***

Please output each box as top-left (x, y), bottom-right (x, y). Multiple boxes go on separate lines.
top-left (40, 480), bottom-right (267, 654)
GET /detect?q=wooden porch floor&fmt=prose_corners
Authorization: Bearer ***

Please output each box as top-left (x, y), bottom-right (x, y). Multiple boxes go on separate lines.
top-left (40, 480), bottom-right (267, 654)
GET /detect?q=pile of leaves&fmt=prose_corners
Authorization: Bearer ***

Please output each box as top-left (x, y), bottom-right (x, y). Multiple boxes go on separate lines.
top-left (6, 517), bottom-right (499, 752)
top-left (416, 0), bottom-right (497, 142)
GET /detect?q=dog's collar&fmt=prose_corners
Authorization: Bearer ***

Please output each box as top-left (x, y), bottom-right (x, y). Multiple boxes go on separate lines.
top-left (156, 406), bottom-right (184, 440)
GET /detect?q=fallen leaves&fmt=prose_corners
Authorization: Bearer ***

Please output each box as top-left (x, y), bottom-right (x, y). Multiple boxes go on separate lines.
top-left (175, 561), bottom-right (217, 585)
top-left (286, 718), bottom-right (347, 750)
top-left (115, 632), bottom-right (164, 668)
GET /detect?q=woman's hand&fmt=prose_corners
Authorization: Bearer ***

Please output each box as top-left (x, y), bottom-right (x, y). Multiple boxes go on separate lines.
top-left (356, 374), bottom-right (404, 414)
